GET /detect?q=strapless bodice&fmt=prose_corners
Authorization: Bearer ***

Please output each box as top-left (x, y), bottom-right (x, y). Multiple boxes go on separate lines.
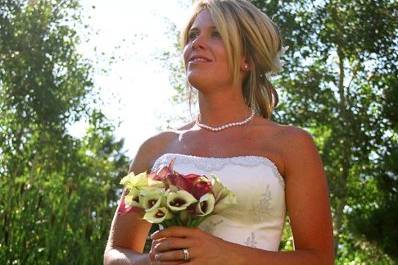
top-left (152, 153), bottom-right (286, 251)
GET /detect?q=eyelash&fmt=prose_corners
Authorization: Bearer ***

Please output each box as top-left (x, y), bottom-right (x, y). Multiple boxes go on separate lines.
top-left (187, 30), bottom-right (221, 41)
top-left (188, 31), bottom-right (198, 40)
top-left (211, 31), bottom-right (221, 38)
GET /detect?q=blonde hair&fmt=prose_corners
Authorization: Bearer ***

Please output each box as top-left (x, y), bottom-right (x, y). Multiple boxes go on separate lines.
top-left (181, 0), bottom-right (283, 119)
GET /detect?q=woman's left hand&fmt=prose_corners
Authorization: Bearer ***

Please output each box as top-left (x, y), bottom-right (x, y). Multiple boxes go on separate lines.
top-left (150, 226), bottom-right (230, 265)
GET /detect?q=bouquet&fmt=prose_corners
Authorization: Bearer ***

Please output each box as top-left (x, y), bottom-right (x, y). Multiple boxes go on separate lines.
top-left (118, 159), bottom-right (236, 228)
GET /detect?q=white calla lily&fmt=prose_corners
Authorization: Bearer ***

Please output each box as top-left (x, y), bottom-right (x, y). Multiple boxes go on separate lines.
top-left (139, 187), bottom-right (165, 212)
top-left (166, 190), bottom-right (197, 211)
top-left (214, 192), bottom-right (237, 213)
top-left (120, 172), bottom-right (148, 189)
top-left (124, 187), bottom-right (141, 208)
top-left (147, 177), bottom-right (165, 188)
top-left (143, 207), bottom-right (172, 224)
top-left (209, 175), bottom-right (237, 213)
top-left (196, 193), bottom-right (215, 216)
top-left (209, 175), bottom-right (225, 201)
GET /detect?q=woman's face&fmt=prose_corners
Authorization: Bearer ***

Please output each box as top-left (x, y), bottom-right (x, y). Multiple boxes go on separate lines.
top-left (183, 9), bottom-right (231, 90)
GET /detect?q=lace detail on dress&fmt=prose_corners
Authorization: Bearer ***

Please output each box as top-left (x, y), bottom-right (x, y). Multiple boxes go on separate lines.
top-left (250, 185), bottom-right (272, 222)
top-left (244, 232), bottom-right (258, 248)
top-left (152, 153), bottom-right (285, 187)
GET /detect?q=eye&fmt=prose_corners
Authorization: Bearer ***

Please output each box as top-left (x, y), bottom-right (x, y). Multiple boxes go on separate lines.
top-left (188, 30), bottom-right (198, 41)
top-left (211, 30), bottom-right (221, 39)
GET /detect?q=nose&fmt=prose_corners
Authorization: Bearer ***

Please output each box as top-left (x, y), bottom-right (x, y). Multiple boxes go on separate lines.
top-left (192, 34), bottom-right (206, 50)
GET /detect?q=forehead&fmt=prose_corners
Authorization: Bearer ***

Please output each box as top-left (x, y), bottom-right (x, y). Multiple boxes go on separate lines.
top-left (190, 9), bottom-right (215, 29)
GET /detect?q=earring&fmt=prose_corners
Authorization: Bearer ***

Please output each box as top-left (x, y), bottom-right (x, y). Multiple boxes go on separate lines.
top-left (244, 64), bottom-right (249, 70)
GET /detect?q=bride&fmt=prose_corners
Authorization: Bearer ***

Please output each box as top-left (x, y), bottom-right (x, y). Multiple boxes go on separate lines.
top-left (104, 0), bottom-right (334, 264)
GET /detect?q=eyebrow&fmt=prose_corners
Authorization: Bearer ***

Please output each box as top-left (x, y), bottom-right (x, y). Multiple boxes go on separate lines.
top-left (189, 26), bottom-right (218, 32)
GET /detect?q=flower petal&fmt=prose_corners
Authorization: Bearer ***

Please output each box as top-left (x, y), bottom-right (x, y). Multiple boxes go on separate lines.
top-left (124, 188), bottom-right (142, 208)
top-left (120, 172), bottom-right (148, 189)
top-left (196, 193), bottom-right (215, 216)
top-left (139, 187), bottom-right (165, 212)
top-left (213, 192), bottom-right (237, 214)
top-left (143, 207), bottom-right (172, 223)
top-left (166, 190), bottom-right (197, 211)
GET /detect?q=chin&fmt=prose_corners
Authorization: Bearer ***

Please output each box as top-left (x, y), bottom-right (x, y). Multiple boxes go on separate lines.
top-left (187, 73), bottom-right (228, 92)
top-left (187, 78), bottom-right (213, 93)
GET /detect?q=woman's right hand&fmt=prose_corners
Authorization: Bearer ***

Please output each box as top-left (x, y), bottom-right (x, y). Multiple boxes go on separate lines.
top-left (148, 236), bottom-right (185, 265)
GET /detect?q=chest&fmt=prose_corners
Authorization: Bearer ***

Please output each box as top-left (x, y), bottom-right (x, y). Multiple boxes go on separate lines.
top-left (171, 129), bottom-right (259, 155)
top-left (165, 128), bottom-right (285, 176)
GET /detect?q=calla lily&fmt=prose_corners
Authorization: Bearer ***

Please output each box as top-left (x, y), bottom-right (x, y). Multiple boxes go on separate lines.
top-left (152, 159), bottom-right (176, 181)
top-left (210, 176), bottom-right (237, 213)
top-left (213, 191), bottom-right (237, 213)
top-left (191, 176), bottom-right (212, 199)
top-left (147, 177), bottom-right (165, 188)
top-left (210, 176), bottom-right (227, 201)
top-left (124, 187), bottom-right (141, 208)
top-left (196, 193), bottom-right (215, 216)
top-left (139, 187), bottom-right (165, 212)
top-left (168, 185), bottom-right (179, 192)
top-left (166, 173), bottom-right (211, 199)
top-left (166, 190), bottom-right (197, 211)
top-left (143, 207), bottom-right (172, 223)
top-left (120, 172), bottom-right (148, 189)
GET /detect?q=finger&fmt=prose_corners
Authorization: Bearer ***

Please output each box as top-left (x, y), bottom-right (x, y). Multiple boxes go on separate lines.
top-left (151, 226), bottom-right (199, 240)
top-left (149, 251), bottom-right (183, 265)
top-left (155, 249), bottom-right (188, 262)
top-left (154, 237), bottom-right (195, 252)
top-left (149, 261), bottom-right (182, 265)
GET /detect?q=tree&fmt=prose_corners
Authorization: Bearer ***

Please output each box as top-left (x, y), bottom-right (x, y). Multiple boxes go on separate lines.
top-left (0, 0), bottom-right (129, 264)
top-left (250, 0), bottom-right (398, 263)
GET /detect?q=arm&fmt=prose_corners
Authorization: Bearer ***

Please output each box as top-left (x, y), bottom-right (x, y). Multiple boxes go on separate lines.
top-left (151, 127), bottom-right (334, 265)
top-left (225, 127), bottom-right (334, 264)
top-left (104, 135), bottom-right (166, 265)
top-left (225, 127), bottom-right (335, 264)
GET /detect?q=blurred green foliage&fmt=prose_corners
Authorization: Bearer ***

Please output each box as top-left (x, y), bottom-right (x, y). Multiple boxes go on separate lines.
top-left (254, 0), bottom-right (398, 263)
top-left (161, 0), bottom-right (398, 264)
top-left (0, 0), bottom-right (129, 264)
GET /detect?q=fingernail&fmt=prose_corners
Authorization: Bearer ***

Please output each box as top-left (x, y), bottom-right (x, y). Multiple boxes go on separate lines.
top-left (150, 230), bottom-right (159, 239)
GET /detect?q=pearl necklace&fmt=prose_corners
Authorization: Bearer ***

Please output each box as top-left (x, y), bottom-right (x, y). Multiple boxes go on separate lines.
top-left (195, 109), bottom-right (255, 132)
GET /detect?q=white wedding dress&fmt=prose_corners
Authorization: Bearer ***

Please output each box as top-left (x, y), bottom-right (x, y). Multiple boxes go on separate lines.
top-left (152, 153), bottom-right (286, 251)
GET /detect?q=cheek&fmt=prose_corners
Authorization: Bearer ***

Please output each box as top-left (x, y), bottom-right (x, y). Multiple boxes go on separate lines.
top-left (182, 46), bottom-right (190, 67)
top-left (218, 50), bottom-right (229, 66)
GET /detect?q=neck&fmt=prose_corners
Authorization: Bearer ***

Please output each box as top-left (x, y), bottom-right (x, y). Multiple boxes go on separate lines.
top-left (196, 86), bottom-right (251, 127)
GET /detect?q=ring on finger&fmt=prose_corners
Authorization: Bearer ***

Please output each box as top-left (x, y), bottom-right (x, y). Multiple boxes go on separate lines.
top-left (182, 248), bottom-right (190, 261)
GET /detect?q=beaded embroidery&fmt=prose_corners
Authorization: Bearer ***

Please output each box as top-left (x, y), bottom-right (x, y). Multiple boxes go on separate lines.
top-left (152, 153), bottom-right (285, 187)
top-left (251, 185), bottom-right (272, 222)
top-left (244, 232), bottom-right (258, 248)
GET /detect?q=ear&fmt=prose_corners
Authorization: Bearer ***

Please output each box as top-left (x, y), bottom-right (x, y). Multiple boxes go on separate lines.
top-left (240, 57), bottom-right (250, 72)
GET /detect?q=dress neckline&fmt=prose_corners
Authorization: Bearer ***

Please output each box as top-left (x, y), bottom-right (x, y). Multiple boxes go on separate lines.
top-left (153, 153), bottom-right (284, 185)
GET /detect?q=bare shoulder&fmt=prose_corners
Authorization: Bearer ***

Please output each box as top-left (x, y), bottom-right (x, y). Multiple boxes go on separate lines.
top-left (129, 120), bottom-right (196, 174)
top-left (129, 130), bottom-right (179, 174)
top-left (276, 125), bottom-right (324, 179)
top-left (253, 119), bottom-right (315, 151)
top-left (277, 125), bottom-right (316, 150)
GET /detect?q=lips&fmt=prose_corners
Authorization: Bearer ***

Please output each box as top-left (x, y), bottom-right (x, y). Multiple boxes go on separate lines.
top-left (189, 55), bottom-right (212, 63)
